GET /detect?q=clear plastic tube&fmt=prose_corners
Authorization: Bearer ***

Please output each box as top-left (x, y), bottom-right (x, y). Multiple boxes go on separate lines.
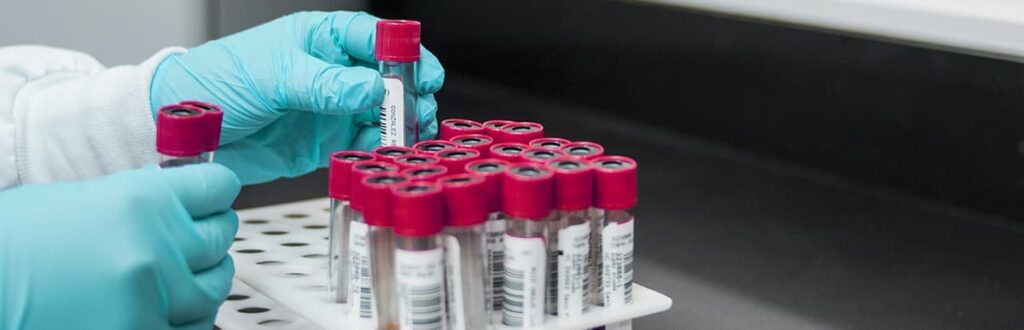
top-left (444, 224), bottom-right (491, 330)
top-left (159, 154), bottom-right (203, 168)
top-left (502, 216), bottom-right (549, 328)
top-left (380, 61), bottom-right (418, 147)
top-left (370, 225), bottom-right (399, 330)
top-left (395, 234), bottom-right (445, 330)
top-left (600, 208), bottom-right (635, 330)
top-left (553, 209), bottom-right (591, 318)
top-left (486, 211), bottom-right (507, 317)
top-left (328, 199), bottom-right (350, 303)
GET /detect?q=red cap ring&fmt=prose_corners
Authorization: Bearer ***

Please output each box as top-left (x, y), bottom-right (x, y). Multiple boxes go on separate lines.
top-left (413, 139), bottom-right (456, 155)
top-left (547, 157), bottom-right (594, 211)
top-left (361, 173), bottom-right (409, 227)
top-left (497, 121), bottom-right (544, 144)
top-left (349, 161), bottom-right (400, 211)
top-left (489, 142), bottom-right (528, 163)
top-left (501, 163), bottom-right (555, 220)
top-left (465, 159), bottom-right (512, 213)
top-left (562, 141), bottom-right (605, 160)
top-left (400, 164), bottom-right (450, 183)
top-left (374, 146), bottom-right (416, 163)
top-left (521, 147), bottom-right (567, 165)
top-left (391, 181), bottom-right (445, 237)
top-left (439, 173), bottom-right (488, 227)
top-left (529, 137), bottom-right (571, 150)
top-left (375, 20), bottom-right (421, 62)
top-left (592, 156), bottom-right (638, 210)
top-left (436, 148), bottom-right (482, 174)
top-left (449, 134), bottom-right (494, 157)
top-left (482, 119), bottom-right (515, 138)
top-left (439, 118), bottom-right (485, 140)
top-left (328, 150), bottom-right (377, 200)
top-left (178, 100), bottom-right (223, 152)
top-left (394, 154), bottom-right (441, 170)
top-left (157, 104), bottom-right (207, 157)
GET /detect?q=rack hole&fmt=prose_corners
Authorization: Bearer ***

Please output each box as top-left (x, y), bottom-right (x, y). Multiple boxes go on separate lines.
top-left (302, 253), bottom-right (327, 259)
top-left (258, 319), bottom-right (293, 326)
top-left (284, 213), bottom-right (308, 219)
top-left (244, 219), bottom-right (269, 224)
top-left (257, 260), bottom-right (284, 266)
top-left (234, 237), bottom-right (246, 242)
top-left (226, 294), bottom-right (250, 301)
top-left (262, 231), bottom-right (288, 236)
top-left (302, 224), bottom-right (327, 230)
top-left (281, 242), bottom-right (309, 247)
top-left (238, 307), bottom-right (270, 314)
top-left (236, 249), bottom-right (264, 254)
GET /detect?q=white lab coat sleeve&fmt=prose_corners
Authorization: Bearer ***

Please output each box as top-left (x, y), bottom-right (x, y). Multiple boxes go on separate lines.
top-left (0, 45), bottom-right (186, 190)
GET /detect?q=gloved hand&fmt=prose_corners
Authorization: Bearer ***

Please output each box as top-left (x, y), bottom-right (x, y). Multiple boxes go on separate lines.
top-left (0, 164), bottom-right (241, 330)
top-left (150, 11), bottom-right (445, 184)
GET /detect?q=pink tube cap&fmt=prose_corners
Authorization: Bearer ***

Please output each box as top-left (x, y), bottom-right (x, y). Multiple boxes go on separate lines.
top-left (375, 20), bottom-right (420, 62)
top-left (489, 142), bottom-right (528, 163)
top-left (413, 139), bottom-right (456, 155)
top-left (562, 141), bottom-right (605, 160)
top-left (349, 161), bottom-right (400, 211)
top-left (400, 164), bottom-right (449, 183)
top-left (394, 154), bottom-right (441, 170)
top-left (592, 156), bottom-right (638, 210)
top-left (436, 148), bottom-right (482, 174)
top-left (374, 146), bottom-right (416, 163)
top-left (501, 163), bottom-right (554, 220)
top-left (156, 104), bottom-right (206, 157)
top-left (482, 119), bottom-right (515, 138)
top-left (450, 134), bottom-right (494, 157)
top-left (439, 118), bottom-right (485, 140)
top-left (439, 173), bottom-right (488, 227)
top-left (465, 158), bottom-right (512, 213)
top-left (178, 100), bottom-right (223, 152)
top-left (361, 173), bottom-right (409, 227)
top-left (328, 151), bottom-right (377, 200)
top-left (548, 157), bottom-right (594, 211)
top-left (391, 181), bottom-right (445, 237)
top-left (497, 121), bottom-right (544, 144)
top-left (529, 137), bottom-right (571, 150)
top-left (521, 147), bottom-right (567, 165)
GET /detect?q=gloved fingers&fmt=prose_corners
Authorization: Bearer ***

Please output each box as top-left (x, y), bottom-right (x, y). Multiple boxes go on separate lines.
top-left (169, 256), bottom-right (235, 326)
top-left (417, 94), bottom-right (439, 140)
top-left (157, 163), bottom-right (241, 218)
top-left (182, 210), bottom-right (239, 272)
top-left (417, 48), bottom-right (446, 94)
top-left (172, 314), bottom-right (217, 330)
top-left (351, 125), bottom-right (382, 152)
top-left (282, 54), bottom-right (384, 115)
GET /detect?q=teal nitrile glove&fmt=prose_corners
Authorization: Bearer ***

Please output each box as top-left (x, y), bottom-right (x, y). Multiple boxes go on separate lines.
top-left (150, 11), bottom-right (445, 184)
top-left (0, 164), bottom-right (241, 330)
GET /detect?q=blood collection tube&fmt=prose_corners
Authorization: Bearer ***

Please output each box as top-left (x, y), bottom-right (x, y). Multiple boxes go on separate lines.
top-left (327, 151), bottom-right (377, 303)
top-left (440, 118), bottom-right (485, 140)
top-left (482, 119), bottom-right (515, 138)
top-left (501, 163), bottom-right (555, 327)
top-left (347, 161), bottom-right (399, 324)
top-left (413, 139), bottom-right (456, 155)
top-left (439, 174), bottom-right (492, 330)
top-left (436, 148), bottom-right (482, 174)
top-left (592, 156), bottom-right (638, 330)
top-left (521, 147), bottom-right (567, 165)
top-left (529, 137), bottom-right (571, 150)
top-left (561, 141), bottom-right (605, 161)
top-left (394, 154), bottom-right (441, 170)
top-left (156, 104), bottom-right (207, 168)
top-left (361, 173), bottom-right (410, 330)
top-left (547, 157), bottom-right (594, 318)
top-left (450, 134), bottom-right (494, 157)
top-left (391, 182), bottom-right (447, 330)
top-left (400, 164), bottom-right (449, 183)
top-left (489, 142), bottom-right (529, 163)
top-left (376, 20), bottom-right (421, 147)
top-left (374, 145), bottom-right (416, 163)
top-left (464, 158), bottom-right (513, 316)
top-left (497, 122), bottom-right (544, 144)
top-left (178, 100), bottom-right (223, 162)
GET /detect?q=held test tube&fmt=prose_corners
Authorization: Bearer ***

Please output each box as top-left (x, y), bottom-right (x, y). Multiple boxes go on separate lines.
top-left (391, 182), bottom-right (448, 330)
top-left (156, 104), bottom-right (207, 168)
top-left (465, 158), bottom-right (513, 317)
top-left (547, 157), bottom-right (594, 318)
top-left (178, 100), bottom-right (223, 162)
top-left (361, 173), bottom-right (410, 330)
top-left (377, 20), bottom-right (421, 147)
top-left (450, 134), bottom-right (494, 158)
top-left (593, 156), bottom-right (638, 330)
top-left (439, 118), bottom-right (485, 140)
top-left (501, 163), bottom-right (555, 327)
top-left (327, 151), bottom-right (377, 303)
top-left (439, 174), bottom-right (492, 330)
top-left (347, 161), bottom-right (400, 324)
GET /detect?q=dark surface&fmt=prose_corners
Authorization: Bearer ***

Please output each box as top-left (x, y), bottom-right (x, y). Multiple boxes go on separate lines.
top-left (375, 0), bottom-right (1024, 220)
top-left (237, 77), bottom-right (1024, 329)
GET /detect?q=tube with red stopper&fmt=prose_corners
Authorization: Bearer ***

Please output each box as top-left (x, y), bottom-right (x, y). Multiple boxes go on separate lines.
top-left (374, 145), bottom-right (416, 163)
top-left (178, 100), bottom-right (223, 162)
top-left (561, 141), bottom-right (605, 161)
top-left (157, 104), bottom-right (207, 168)
top-left (465, 158), bottom-right (512, 314)
top-left (359, 173), bottom-right (409, 330)
top-left (500, 163), bottom-right (554, 327)
top-left (394, 154), bottom-right (441, 170)
top-left (591, 156), bottom-right (638, 327)
top-left (377, 19), bottom-right (421, 147)
top-left (529, 137), bottom-right (571, 150)
top-left (450, 134), bottom-right (494, 158)
top-left (413, 139), bottom-right (456, 155)
top-left (497, 122), bottom-right (544, 144)
top-left (401, 164), bottom-right (449, 183)
top-left (483, 119), bottom-right (515, 138)
top-left (489, 142), bottom-right (528, 163)
top-left (521, 147), bottom-right (567, 165)
top-left (439, 174), bottom-right (492, 330)
top-left (546, 157), bottom-right (594, 318)
top-left (346, 161), bottom-right (399, 325)
top-left (391, 181), bottom-right (447, 330)
top-left (436, 148), bottom-right (482, 174)
top-left (327, 151), bottom-right (377, 303)
top-left (440, 118), bottom-right (485, 140)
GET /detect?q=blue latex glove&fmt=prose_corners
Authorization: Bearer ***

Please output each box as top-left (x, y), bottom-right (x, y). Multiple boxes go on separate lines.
top-left (0, 164), bottom-right (241, 330)
top-left (151, 11), bottom-right (445, 184)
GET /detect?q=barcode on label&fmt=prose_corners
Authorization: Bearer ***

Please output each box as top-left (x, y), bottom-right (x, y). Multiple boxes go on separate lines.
top-left (348, 222), bottom-right (375, 319)
top-left (380, 77), bottom-right (405, 146)
top-left (404, 283), bottom-right (443, 329)
top-left (502, 234), bottom-right (546, 327)
top-left (486, 220), bottom-right (506, 311)
top-left (355, 253), bottom-right (373, 318)
top-left (502, 267), bottom-right (526, 326)
top-left (623, 252), bottom-right (634, 303)
top-left (397, 248), bottom-right (445, 330)
top-left (602, 219), bottom-right (635, 307)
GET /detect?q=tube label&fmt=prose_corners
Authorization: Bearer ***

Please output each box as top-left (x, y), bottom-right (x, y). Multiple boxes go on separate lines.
top-left (380, 77), bottom-right (406, 147)
top-left (602, 218), bottom-right (634, 307)
top-left (486, 219), bottom-right (506, 311)
top-left (502, 234), bottom-right (546, 327)
top-left (396, 247), bottom-right (445, 330)
top-left (558, 222), bottom-right (591, 317)
top-left (444, 236), bottom-right (467, 330)
top-left (347, 221), bottom-right (375, 320)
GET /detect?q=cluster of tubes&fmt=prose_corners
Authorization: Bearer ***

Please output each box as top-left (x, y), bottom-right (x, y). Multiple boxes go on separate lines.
top-left (328, 118), bottom-right (639, 330)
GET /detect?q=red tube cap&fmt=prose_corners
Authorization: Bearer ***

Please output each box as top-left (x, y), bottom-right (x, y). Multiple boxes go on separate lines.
top-left (436, 148), bottom-right (482, 174)
top-left (374, 146), bottom-right (416, 163)
top-left (328, 151), bottom-right (377, 200)
top-left (465, 159), bottom-right (512, 213)
top-left (394, 154), bottom-right (441, 170)
top-left (439, 118), bottom-right (485, 140)
top-left (529, 137), bottom-right (571, 150)
top-left (413, 139), bottom-right (456, 155)
top-left (501, 163), bottom-right (554, 220)
top-left (592, 156), bottom-right (638, 210)
top-left (157, 104), bottom-right (207, 157)
top-left (489, 142), bottom-right (528, 163)
top-left (547, 157), bottom-right (594, 211)
top-left (482, 119), bottom-right (515, 138)
top-left (375, 20), bottom-right (420, 62)
top-left (350, 161), bottom-right (400, 211)
top-left (400, 164), bottom-right (449, 183)
top-left (391, 181), bottom-right (445, 237)
top-left (562, 141), bottom-right (605, 160)
top-left (439, 174), bottom-right (488, 227)
top-left (450, 134), bottom-right (494, 157)
top-left (361, 173), bottom-right (409, 227)
top-left (497, 121), bottom-right (544, 144)
top-left (521, 147), bottom-right (567, 165)
top-left (178, 100), bottom-right (223, 152)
